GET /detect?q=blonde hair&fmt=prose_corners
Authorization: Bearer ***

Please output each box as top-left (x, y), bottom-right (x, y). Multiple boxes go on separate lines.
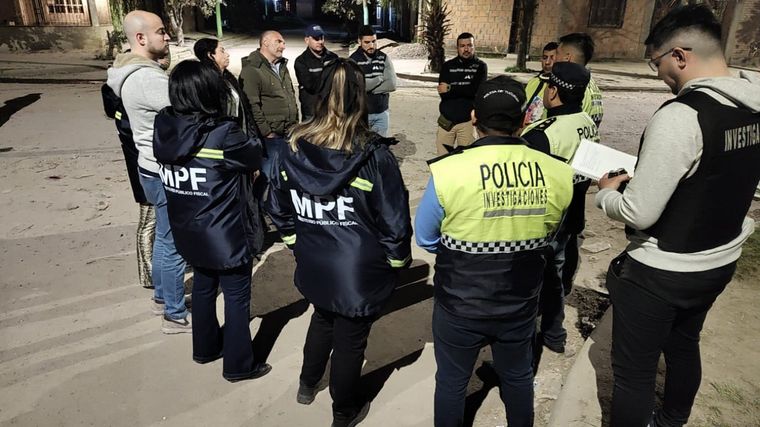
top-left (288, 59), bottom-right (370, 153)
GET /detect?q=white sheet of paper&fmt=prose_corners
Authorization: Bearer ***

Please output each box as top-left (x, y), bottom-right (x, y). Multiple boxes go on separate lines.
top-left (571, 139), bottom-right (638, 180)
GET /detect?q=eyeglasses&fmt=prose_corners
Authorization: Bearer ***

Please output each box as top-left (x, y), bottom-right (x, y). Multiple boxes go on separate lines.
top-left (648, 47), bottom-right (692, 72)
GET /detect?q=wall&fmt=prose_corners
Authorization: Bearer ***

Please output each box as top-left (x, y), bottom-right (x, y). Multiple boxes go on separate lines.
top-left (444, 0), bottom-right (514, 53)
top-left (724, 0), bottom-right (760, 67)
top-left (0, 1), bottom-right (17, 25)
top-left (0, 25), bottom-right (112, 50)
top-left (530, 0), bottom-right (654, 60)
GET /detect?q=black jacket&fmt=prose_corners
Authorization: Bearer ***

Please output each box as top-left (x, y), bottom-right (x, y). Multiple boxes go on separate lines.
top-left (100, 84), bottom-right (147, 204)
top-left (438, 56), bottom-right (488, 124)
top-left (294, 47), bottom-right (339, 119)
top-left (265, 135), bottom-right (412, 317)
top-left (153, 108), bottom-right (264, 270)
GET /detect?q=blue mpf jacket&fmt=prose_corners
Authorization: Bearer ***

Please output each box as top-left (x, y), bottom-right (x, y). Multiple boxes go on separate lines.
top-left (265, 134), bottom-right (412, 318)
top-left (153, 107), bottom-right (264, 270)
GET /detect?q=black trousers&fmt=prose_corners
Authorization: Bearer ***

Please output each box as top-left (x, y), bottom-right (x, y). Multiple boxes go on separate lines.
top-left (191, 261), bottom-right (257, 381)
top-left (539, 231), bottom-right (571, 347)
top-left (432, 302), bottom-right (535, 427)
top-left (606, 253), bottom-right (735, 427)
top-left (299, 305), bottom-right (374, 415)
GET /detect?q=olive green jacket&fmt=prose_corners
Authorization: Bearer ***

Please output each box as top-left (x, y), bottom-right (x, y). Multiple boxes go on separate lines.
top-left (239, 50), bottom-right (298, 137)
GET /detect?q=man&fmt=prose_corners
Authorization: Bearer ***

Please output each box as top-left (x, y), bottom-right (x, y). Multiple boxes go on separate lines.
top-left (521, 62), bottom-right (599, 355)
top-left (435, 32), bottom-right (488, 155)
top-left (556, 33), bottom-right (604, 128)
top-left (415, 76), bottom-right (573, 427)
top-left (106, 10), bottom-right (190, 333)
top-left (294, 24), bottom-right (339, 121)
top-left (350, 25), bottom-right (397, 136)
top-left (240, 30), bottom-right (298, 177)
top-left (596, 5), bottom-right (760, 426)
top-left (523, 41), bottom-right (557, 127)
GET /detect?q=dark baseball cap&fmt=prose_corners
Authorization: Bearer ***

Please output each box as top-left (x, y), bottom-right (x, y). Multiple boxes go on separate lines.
top-left (473, 76), bottom-right (526, 131)
top-left (542, 61), bottom-right (590, 92)
top-left (305, 24), bottom-right (325, 38)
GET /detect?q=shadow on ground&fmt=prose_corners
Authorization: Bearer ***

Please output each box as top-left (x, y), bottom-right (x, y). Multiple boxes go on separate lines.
top-left (0, 93), bottom-right (41, 128)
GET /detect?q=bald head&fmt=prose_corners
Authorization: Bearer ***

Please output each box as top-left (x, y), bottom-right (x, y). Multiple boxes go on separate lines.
top-left (259, 31), bottom-right (285, 63)
top-left (123, 10), bottom-right (170, 61)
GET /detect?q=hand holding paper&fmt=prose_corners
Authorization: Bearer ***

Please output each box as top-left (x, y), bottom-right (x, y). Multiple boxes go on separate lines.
top-left (570, 139), bottom-right (637, 181)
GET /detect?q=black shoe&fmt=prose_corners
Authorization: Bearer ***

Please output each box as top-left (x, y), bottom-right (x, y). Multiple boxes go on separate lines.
top-left (296, 381), bottom-right (317, 405)
top-left (332, 402), bottom-right (370, 427)
top-left (224, 362), bottom-right (272, 383)
top-left (543, 341), bottom-right (566, 354)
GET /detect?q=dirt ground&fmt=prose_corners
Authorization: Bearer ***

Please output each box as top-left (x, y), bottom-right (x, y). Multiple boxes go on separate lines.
top-left (1, 79), bottom-right (758, 426)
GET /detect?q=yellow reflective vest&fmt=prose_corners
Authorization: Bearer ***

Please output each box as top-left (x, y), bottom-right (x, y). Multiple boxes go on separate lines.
top-left (521, 110), bottom-right (599, 163)
top-left (429, 136), bottom-right (574, 252)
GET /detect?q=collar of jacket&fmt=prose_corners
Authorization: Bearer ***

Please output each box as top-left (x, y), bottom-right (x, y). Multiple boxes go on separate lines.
top-left (249, 49), bottom-right (288, 68)
top-left (547, 103), bottom-right (582, 117)
top-left (455, 56), bottom-right (478, 66)
top-left (427, 135), bottom-right (526, 164)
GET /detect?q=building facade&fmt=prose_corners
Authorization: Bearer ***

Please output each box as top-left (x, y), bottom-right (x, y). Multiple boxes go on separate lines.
top-left (0, 0), bottom-right (113, 50)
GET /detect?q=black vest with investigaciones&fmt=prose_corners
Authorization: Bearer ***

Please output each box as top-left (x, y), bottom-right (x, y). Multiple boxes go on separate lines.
top-left (350, 49), bottom-right (390, 114)
top-left (637, 90), bottom-right (760, 253)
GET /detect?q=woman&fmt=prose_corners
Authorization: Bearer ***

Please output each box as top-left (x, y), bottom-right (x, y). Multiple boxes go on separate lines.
top-left (193, 38), bottom-right (254, 135)
top-left (153, 60), bottom-right (269, 382)
top-left (265, 59), bottom-right (413, 426)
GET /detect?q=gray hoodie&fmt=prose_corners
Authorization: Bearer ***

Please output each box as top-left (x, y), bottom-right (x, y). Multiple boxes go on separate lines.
top-left (596, 70), bottom-right (760, 272)
top-left (106, 53), bottom-right (169, 174)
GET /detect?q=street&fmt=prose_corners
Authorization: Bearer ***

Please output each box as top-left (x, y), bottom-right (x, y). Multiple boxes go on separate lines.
top-left (1, 80), bottom-right (756, 427)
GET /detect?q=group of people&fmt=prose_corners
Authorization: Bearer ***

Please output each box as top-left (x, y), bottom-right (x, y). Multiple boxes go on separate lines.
top-left (100, 4), bottom-right (760, 427)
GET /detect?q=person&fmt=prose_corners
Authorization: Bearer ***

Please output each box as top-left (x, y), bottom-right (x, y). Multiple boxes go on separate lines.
top-left (521, 62), bottom-right (599, 354)
top-left (595, 5), bottom-right (760, 426)
top-left (556, 33), bottom-right (604, 128)
top-left (239, 30), bottom-right (298, 177)
top-left (101, 81), bottom-right (155, 291)
top-left (522, 41), bottom-right (557, 127)
top-left (435, 32), bottom-right (488, 155)
top-left (152, 60), bottom-right (271, 382)
top-left (294, 24), bottom-right (339, 121)
top-left (106, 10), bottom-right (190, 333)
top-left (194, 37), bottom-right (256, 136)
top-left (415, 75), bottom-right (574, 427)
top-left (350, 25), bottom-right (397, 137)
top-left (265, 58), bottom-right (412, 427)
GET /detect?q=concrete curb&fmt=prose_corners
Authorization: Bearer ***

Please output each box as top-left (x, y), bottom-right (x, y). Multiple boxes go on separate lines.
top-left (547, 309), bottom-right (612, 427)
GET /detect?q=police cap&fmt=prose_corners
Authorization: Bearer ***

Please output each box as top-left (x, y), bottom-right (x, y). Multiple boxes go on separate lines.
top-left (473, 76), bottom-right (526, 131)
top-left (543, 61), bottom-right (590, 92)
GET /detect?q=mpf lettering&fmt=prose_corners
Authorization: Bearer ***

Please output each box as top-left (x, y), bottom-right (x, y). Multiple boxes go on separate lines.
top-left (159, 166), bottom-right (207, 191)
top-left (290, 190), bottom-right (354, 220)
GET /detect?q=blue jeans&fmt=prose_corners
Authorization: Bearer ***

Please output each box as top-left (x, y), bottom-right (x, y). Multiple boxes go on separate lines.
top-left (432, 302), bottom-right (535, 427)
top-left (368, 111), bottom-right (389, 137)
top-left (139, 174), bottom-right (188, 320)
top-left (191, 262), bottom-right (257, 380)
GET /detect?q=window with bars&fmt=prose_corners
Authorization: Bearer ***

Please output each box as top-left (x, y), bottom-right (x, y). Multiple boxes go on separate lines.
top-left (588, 0), bottom-right (627, 28)
top-left (47, 0), bottom-right (85, 15)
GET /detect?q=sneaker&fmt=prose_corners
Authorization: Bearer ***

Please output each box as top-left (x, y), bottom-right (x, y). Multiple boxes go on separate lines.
top-left (161, 314), bottom-right (192, 334)
top-left (225, 362), bottom-right (272, 383)
top-left (297, 381), bottom-right (318, 405)
top-left (332, 402), bottom-right (370, 427)
top-left (150, 299), bottom-right (164, 316)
